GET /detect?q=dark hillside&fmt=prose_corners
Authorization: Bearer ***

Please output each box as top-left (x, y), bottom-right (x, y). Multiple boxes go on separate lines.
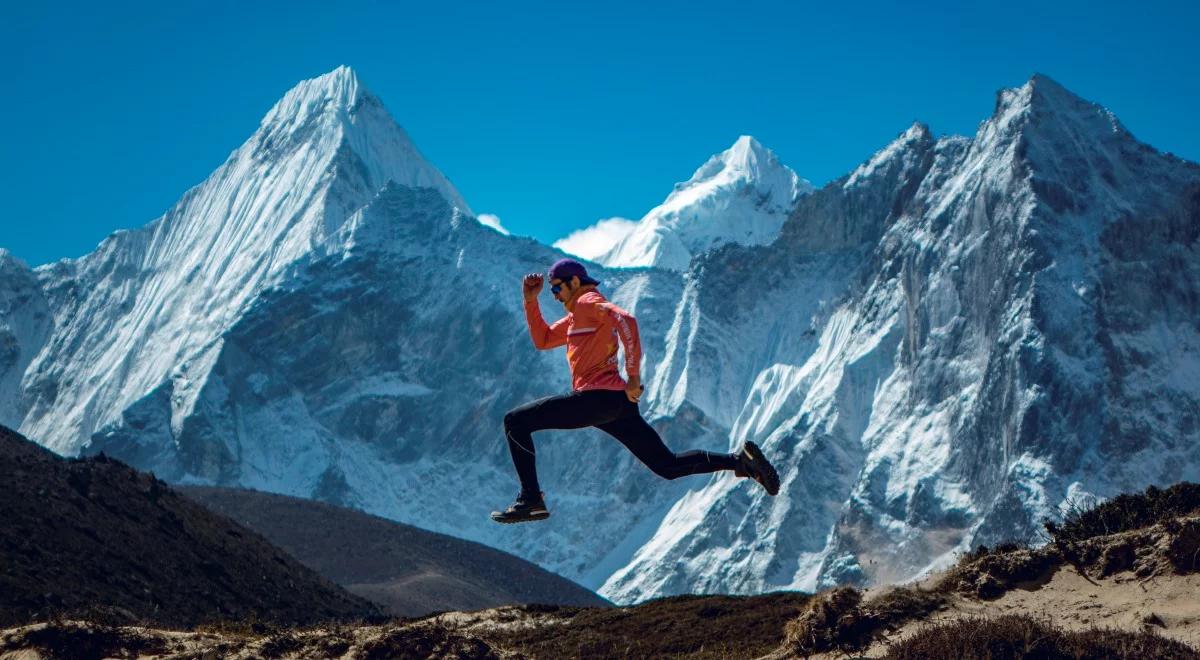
top-left (179, 485), bottom-right (610, 617)
top-left (0, 425), bottom-right (378, 627)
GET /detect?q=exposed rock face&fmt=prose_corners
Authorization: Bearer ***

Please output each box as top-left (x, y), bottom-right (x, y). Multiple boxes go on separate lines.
top-left (601, 74), bottom-right (1200, 600)
top-left (0, 251), bottom-right (50, 427)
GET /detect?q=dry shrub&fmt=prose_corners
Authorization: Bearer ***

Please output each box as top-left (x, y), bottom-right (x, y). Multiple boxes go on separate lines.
top-left (1046, 483), bottom-right (1200, 545)
top-left (258, 629), bottom-right (304, 658)
top-left (937, 543), bottom-right (1061, 599)
top-left (192, 616), bottom-right (282, 638)
top-left (784, 585), bottom-right (945, 656)
top-left (784, 587), bottom-right (865, 654)
top-left (493, 591), bottom-right (809, 659)
top-left (1165, 517), bottom-right (1200, 573)
top-left (307, 627), bottom-right (354, 658)
top-left (0, 621), bottom-right (168, 660)
top-left (356, 623), bottom-right (504, 660)
top-left (883, 614), bottom-right (1200, 659)
top-left (934, 482), bottom-right (1200, 602)
top-left (865, 586), bottom-right (945, 623)
top-left (1047, 515), bottom-right (1200, 580)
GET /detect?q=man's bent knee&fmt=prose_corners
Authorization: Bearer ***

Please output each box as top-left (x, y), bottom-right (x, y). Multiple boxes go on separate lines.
top-left (503, 410), bottom-right (525, 432)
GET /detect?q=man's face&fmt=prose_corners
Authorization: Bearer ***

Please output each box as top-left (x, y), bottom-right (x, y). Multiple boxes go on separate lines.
top-left (550, 277), bottom-right (574, 305)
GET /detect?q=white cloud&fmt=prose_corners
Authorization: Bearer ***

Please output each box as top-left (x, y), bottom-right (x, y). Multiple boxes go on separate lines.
top-left (552, 217), bottom-right (638, 261)
top-left (477, 213), bottom-right (510, 235)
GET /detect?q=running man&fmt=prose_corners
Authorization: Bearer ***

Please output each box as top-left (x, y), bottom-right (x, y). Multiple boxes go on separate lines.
top-left (491, 258), bottom-right (780, 524)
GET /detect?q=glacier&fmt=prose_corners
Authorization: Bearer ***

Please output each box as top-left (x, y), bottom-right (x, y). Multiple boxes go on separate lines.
top-left (4, 67), bottom-right (1199, 605)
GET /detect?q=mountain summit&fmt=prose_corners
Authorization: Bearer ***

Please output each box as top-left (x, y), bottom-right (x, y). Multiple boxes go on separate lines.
top-left (253, 65), bottom-right (471, 215)
top-left (11, 66), bottom-right (471, 456)
top-left (259, 64), bottom-right (366, 128)
top-left (568, 136), bottom-right (812, 271)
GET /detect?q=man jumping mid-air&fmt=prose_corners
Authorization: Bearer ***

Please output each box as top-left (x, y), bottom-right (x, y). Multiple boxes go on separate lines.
top-left (491, 258), bottom-right (780, 524)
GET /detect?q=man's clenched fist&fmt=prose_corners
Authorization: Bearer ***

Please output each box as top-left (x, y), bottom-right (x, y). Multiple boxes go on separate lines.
top-left (523, 273), bottom-right (544, 302)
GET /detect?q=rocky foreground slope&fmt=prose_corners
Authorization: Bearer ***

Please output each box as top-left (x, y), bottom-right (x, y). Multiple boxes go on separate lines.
top-left (5, 484), bottom-right (1197, 658)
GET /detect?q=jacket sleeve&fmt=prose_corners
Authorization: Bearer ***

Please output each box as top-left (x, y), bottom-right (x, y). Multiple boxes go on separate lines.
top-left (596, 301), bottom-right (641, 379)
top-left (523, 298), bottom-right (568, 349)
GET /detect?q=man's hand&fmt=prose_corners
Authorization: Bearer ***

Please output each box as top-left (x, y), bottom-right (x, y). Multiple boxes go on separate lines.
top-left (523, 273), bottom-right (544, 302)
top-left (625, 377), bottom-right (644, 403)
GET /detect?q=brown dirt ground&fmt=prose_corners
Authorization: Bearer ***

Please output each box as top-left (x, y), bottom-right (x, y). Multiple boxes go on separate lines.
top-left (783, 544), bottom-right (1200, 659)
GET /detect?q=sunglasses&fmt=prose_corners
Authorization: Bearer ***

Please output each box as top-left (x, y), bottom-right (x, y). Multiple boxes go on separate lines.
top-left (550, 280), bottom-right (567, 295)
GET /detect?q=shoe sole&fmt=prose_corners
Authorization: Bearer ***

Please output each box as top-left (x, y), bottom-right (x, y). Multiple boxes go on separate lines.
top-left (743, 441), bottom-right (780, 496)
top-left (490, 510), bottom-right (550, 524)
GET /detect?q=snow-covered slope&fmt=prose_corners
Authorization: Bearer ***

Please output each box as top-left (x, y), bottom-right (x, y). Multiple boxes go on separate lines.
top-left (0, 251), bottom-right (50, 428)
top-left (566, 136), bottom-right (812, 271)
top-left (601, 74), bottom-right (1200, 600)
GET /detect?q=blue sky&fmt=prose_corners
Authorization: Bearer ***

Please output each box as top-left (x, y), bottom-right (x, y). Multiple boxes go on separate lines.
top-left (3, 0), bottom-right (1198, 266)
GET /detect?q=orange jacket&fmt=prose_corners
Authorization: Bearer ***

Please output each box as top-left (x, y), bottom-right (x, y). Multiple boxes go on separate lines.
top-left (523, 290), bottom-right (641, 392)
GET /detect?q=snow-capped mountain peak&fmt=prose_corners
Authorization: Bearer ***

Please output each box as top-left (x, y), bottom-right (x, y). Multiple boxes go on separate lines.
top-left (250, 66), bottom-right (471, 216)
top-left (13, 66), bottom-right (472, 456)
top-left (258, 64), bottom-right (365, 133)
top-left (985, 74), bottom-right (1132, 159)
top-left (966, 72), bottom-right (1182, 220)
top-left (995, 73), bottom-right (1119, 127)
top-left (665, 135), bottom-right (806, 219)
top-left (687, 135), bottom-right (779, 186)
top-left (572, 136), bottom-right (812, 271)
top-left (844, 122), bottom-right (933, 189)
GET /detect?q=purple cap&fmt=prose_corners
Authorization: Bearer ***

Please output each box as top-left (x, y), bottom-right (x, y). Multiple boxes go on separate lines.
top-left (548, 258), bottom-right (600, 286)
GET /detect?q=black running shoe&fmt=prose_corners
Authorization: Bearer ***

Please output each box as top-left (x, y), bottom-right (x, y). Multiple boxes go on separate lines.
top-left (491, 491), bottom-right (550, 524)
top-left (735, 441), bottom-right (780, 496)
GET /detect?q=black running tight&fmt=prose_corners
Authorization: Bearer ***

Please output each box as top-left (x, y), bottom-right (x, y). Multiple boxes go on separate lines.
top-left (503, 388), bottom-right (738, 494)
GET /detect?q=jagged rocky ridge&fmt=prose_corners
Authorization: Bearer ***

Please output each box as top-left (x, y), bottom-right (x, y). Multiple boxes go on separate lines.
top-left (3, 68), bottom-right (1198, 605)
top-left (602, 74), bottom-right (1200, 600)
